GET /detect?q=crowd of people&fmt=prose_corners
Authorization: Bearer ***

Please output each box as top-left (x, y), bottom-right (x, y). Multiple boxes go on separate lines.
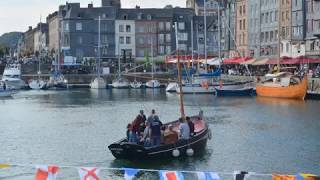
top-left (126, 110), bottom-right (195, 147)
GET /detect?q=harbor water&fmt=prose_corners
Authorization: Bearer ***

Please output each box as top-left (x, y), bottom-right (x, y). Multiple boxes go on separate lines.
top-left (0, 89), bottom-right (319, 179)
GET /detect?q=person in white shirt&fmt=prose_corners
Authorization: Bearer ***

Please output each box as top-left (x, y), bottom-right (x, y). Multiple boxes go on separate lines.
top-left (179, 117), bottom-right (190, 140)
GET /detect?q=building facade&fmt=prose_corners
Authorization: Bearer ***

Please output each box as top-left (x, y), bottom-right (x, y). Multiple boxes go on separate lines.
top-left (305, 0), bottom-right (320, 58)
top-left (47, 11), bottom-right (59, 55)
top-left (33, 23), bottom-right (48, 54)
top-left (247, 0), bottom-right (261, 57)
top-left (220, 0), bottom-right (236, 58)
top-left (259, 0), bottom-right (279, 57)
top-left (235, 0), bottom-right (249, 57)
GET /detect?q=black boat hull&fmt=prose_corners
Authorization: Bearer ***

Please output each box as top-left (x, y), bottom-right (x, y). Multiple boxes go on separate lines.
top-left (108, 126), bottom-right (209, 160)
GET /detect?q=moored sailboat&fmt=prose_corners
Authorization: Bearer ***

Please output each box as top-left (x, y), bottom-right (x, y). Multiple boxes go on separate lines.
top-left (256, 72), bottom-right (307, 100)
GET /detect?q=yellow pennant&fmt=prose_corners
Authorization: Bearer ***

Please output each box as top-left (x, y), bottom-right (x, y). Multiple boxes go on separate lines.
top-left (0, 164), bottom-right (10, 169)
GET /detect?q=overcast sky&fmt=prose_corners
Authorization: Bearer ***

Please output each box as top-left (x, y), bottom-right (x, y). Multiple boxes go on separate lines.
top-left (0, 0), bottom-right (185, 35)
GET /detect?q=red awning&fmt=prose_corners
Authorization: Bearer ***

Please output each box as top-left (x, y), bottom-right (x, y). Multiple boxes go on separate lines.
top-left (222, 57), bottom-right (252, 64)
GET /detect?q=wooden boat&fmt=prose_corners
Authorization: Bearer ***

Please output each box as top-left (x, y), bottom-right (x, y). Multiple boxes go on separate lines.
top-left (108, 114), bottom-right (210, 160)
top-left (256, 72), bottom-right (307, 100)
top-left (108, 22), bottom-right (210, 160)
top-left (215, 87), bottom-right (253, 97)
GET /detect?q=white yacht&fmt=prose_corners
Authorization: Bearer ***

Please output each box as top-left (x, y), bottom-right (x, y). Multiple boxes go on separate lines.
top-left (111, 78), bottom-right (130, 89)
top-left (145, 79), bottom-right (161, 88)
top-left (90, 77), bottom-right (106, 89)
top-left (130, 80), bottom-right (142, 89)
top-left (2, 63), bottom-right (25, 89)
top-left (29, 79), bottom-right (47, 90)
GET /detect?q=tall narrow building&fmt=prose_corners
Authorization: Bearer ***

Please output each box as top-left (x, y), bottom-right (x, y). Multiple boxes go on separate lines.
top-left (235, 0), bottom-right (249, 57)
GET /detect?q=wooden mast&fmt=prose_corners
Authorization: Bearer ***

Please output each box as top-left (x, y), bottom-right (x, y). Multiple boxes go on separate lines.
top-left (175, 22), bottom-right (185, 118)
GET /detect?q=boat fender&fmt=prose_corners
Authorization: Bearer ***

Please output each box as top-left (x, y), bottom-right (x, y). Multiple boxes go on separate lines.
top-left (208, 129), bottom-right (212, 140)
top-left (186, 148), bottom-right (194, 156)
top-left (172, 149), bottom-right (180, 157)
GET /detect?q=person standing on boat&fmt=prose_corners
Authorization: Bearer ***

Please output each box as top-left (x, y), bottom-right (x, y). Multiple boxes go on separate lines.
top-left (2, 82), bottom-right (6, 90)
top-left (148, 109), bottom-right (163, 146)
top-left (186, 116), bottom-right (195, 136)
top-left (179, 117), bottom-right (190, 140)
top-left (140, 122), bottom-right (151, 147)
top-left (136, 110), bottom-right (146, 133)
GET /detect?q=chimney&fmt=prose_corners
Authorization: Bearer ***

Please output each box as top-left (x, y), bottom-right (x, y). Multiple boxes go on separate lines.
top-left (88, 3), bottom-right (93, 8)
top-left (28, 26), bottom-right (32, 31)
top-left (136, 5), bottom-right (140, 9)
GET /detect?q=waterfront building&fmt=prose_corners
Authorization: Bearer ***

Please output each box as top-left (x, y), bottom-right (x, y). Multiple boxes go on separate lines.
top-left (259, 0), bottom-right (279, 57)
top-left (281, 0), bottom-right (305, 58)
top-left (59, 2), bottom-right (118, 61)
top-left (47, 11), bottom-right (59, 56)
top-left (33, 23), bottom-right (48, 54)
top-left (235, 0), bottom-right (249, 57)
top-left (23, 26), bottom-right (35, 56)
top-left (220, 0), bottom-right (237, 58)
top-left (115, 18), bottom-right (136, 59)
top-left (305, 0), bottom-right (320, 59)
top-left (187, 0), bottom-right (221, 16)
top-left (247, 0), bottom-right (261, 57)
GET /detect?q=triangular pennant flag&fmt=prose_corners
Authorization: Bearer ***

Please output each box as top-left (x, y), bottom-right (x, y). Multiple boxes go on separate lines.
top-left (273, 174), bottom-right (296, 180)
top-left (197, 172), bottom-right (220, 180)
top-left (234, 171), bottom-right (250, 180)
top-left (0, 164), bottom-right (10, 169)
top-left (78, 167), bottom-right (100, 180)
top-left (296, 173), bottom-right (320, 180)
top-left (159, 170), bottom-right (184, 180)
top-left (123, 168), bottom-right (140, 180)
top-left (35, 165), bottom-right (59, 180)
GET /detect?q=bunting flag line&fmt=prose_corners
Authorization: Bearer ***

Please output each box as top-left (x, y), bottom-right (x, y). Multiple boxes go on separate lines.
top-left (296, 173), bottom-right (320, 180)
top-left (159, 170), bottom-right (184, 180)
top-left (78, 167), bottom-right (100, 180)
top-left (197, 172), bottom-right (220, 180)
top-left (234, 171), bottom-right (252, 180)
top-left (35, 165), bottom-right (59, 180)
top-left (0, 164), bottom-right (10, 169)
top-left (123, 168), bottom-right (140, 180)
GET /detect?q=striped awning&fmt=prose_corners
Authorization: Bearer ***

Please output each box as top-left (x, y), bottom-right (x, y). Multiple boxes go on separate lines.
top-left (252, 58), bottom-right (270, 65)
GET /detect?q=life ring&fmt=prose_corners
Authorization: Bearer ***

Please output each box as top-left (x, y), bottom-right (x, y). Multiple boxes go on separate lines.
top-left (186, 148), bottom-right (194, 157)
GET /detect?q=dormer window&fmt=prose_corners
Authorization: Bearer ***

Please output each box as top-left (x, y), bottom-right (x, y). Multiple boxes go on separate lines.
top-left (137, 13), bottom-right (142, 20)
top-left (123, 14), bottom-right (128, 20)
top-left (147, 14), bottom-right (152, 20)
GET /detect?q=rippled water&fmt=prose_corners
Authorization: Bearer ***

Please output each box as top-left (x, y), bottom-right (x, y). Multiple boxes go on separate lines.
top-left (0, 89), bottom-right (319, 179)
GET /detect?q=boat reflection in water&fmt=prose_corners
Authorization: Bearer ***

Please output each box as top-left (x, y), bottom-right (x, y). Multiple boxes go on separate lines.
top-left (256, 96), bottom-right (306, 107)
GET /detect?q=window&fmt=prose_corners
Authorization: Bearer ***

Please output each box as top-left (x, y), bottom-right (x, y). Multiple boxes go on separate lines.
top-left (78, 36), bottom-right (83, 44)
top-left (166, 22), bottom-right (171, 31)
top-left (178, 33), bottom-right (188, 41)
top-left (243, 5), bottom-right (246, 15)
top-left (65, 23), bottom-right (69, 31)
top-left (126, 37), bottom-right (131, 44)
top-left (102, 35), bottom-right (108, 44)
top-left (139, 37), bottom-right (144, 44)
top-left (243, 19), bottom-right (246, 30)
top-left (159, 34), bottom-right (164, 44)
top-left (166, 46), bottom-right (171, 54)
top-left (275, 11), bottom-right (278, 22)
top-left (159, 46), bottom-right (165, 55)
top-left (76, 23), bottom-right (82, 31)
top-left (166, 34), bottom-right (171, 42)
top-left (240, 20), bottom-right (242, 30)
top-left (119, 36), bottom-right (124, 44)
top-left (266, 32), bottom-right (269, 42)
top-left (126, 25), bottom-right (131, 32)
top-left (159, 22), bottom-right (164, 31)
top-left (270, 31), bottom-right (273, 42)
top-left (178, 22), bottom-right (185, 30)
top-left (119, 25), bottom-right (124, 32)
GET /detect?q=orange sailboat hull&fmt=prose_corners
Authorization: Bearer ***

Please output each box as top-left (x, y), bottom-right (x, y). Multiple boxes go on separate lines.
top-left (256, 76), bottom-right (308, 100)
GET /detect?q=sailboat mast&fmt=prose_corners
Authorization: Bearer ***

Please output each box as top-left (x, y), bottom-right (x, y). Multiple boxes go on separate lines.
top-left (204, 0), bottom-right (208, 72)
top-left (38, 15), bottom-right (42, 80)
top-left (118, 37), bottom-right (121, 78)
top-left (98, 16), bottom-right (101, 79)
top-left (277, 0), bottom-right (281, 73)
top-left (191, 19), bottom-right (194, 69)
top-left (218, 3), bottom-right (221, 65)
top-left (175, 22), bottom-right (185, 118)
top-left (151, 37), bottom-right (154, 80)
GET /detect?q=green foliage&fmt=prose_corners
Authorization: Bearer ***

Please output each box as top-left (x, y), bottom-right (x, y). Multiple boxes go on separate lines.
top-left (0, 32), bottom-right (23, 48)
top-left (0, 44), bottom-right (9, 58)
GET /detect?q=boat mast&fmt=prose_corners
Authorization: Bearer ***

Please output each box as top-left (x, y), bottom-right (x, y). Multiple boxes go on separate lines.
top-left (204, 0), bottom-right (208, 72)
top-left (191, 19), bottom-right (194, 70)
top-left (196, 22), bottom-right (200, 74)
top-left (151, 36), bottom-right (154, 80)
top-left (277, 0), bottom-right (281, 73)
top-left (218, 3), bottom-right (221, 67)
top-left (38, 15), bottom-right (42, 80)
top-left (175, 22), bottom-right (185, 118)
top-left (118, 37), bottom-right (121, 78)
top-left (97, 16), bottom-right (101, 79)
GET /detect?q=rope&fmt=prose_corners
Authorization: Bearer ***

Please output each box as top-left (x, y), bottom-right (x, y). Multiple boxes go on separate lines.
top-left (2, 163), bottom-right (286, 177)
